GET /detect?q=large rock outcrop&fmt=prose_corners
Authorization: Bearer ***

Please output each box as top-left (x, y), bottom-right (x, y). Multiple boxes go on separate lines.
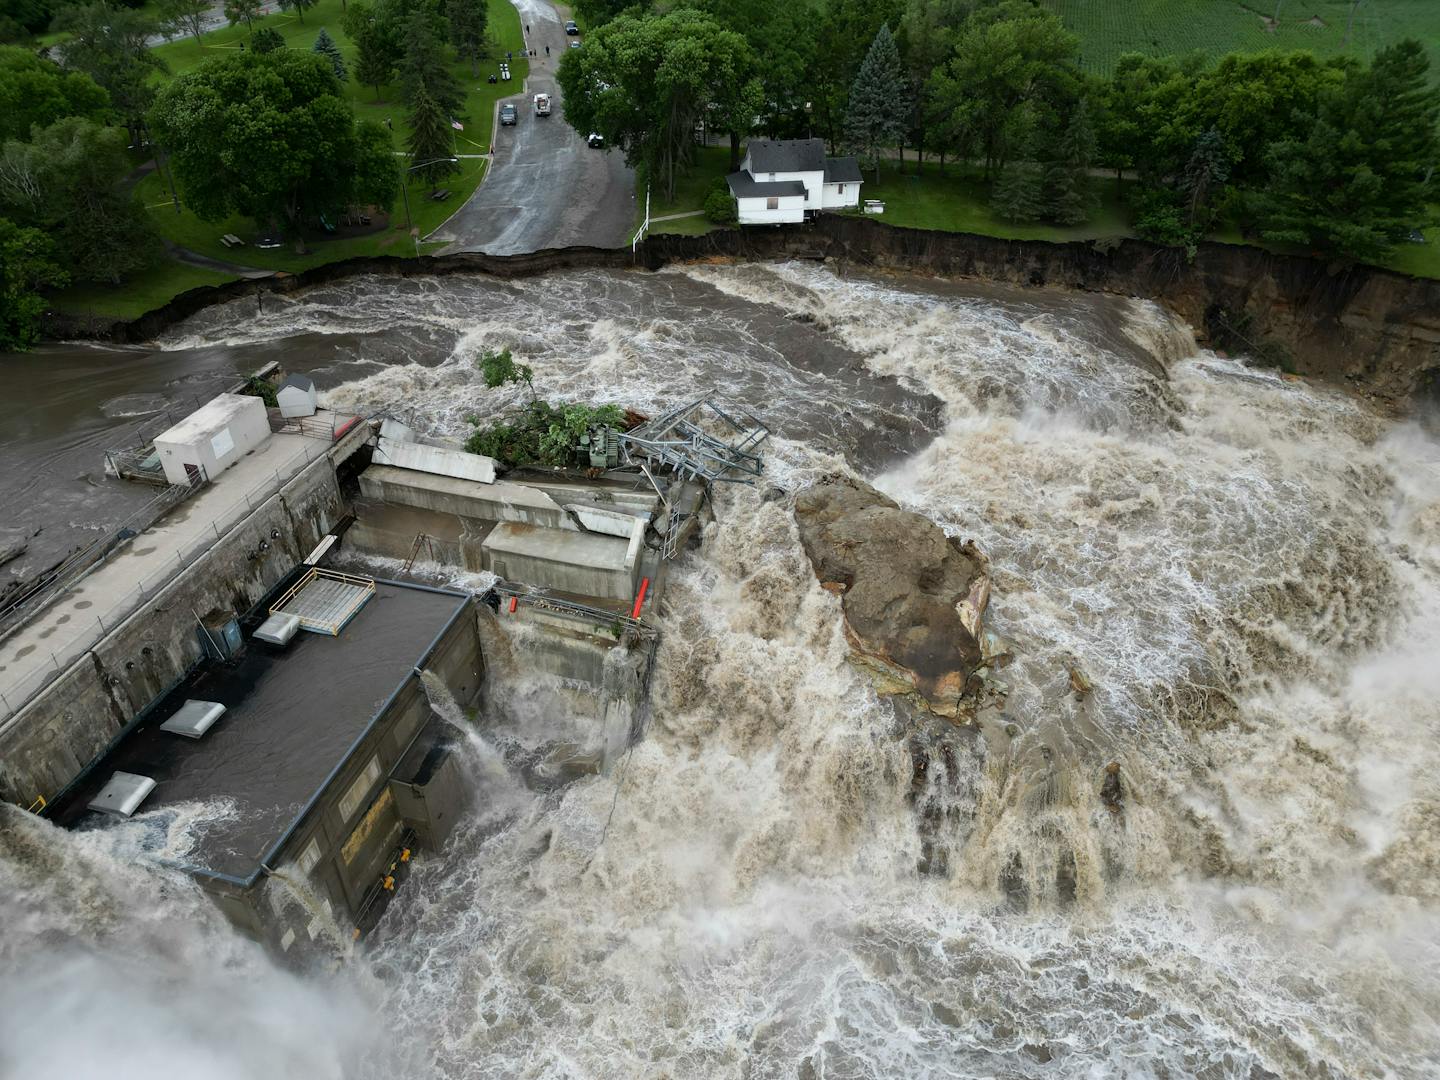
top-left (794, 476), bottom-right (991, 718)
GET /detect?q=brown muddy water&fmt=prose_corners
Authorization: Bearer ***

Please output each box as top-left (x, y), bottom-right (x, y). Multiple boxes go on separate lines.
top-left (3, 262), bottom-right (1439, 1079)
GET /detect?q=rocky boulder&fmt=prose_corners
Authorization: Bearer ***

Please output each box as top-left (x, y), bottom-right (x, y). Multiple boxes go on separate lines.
top-left (794, 476), bottom-right (991, 718)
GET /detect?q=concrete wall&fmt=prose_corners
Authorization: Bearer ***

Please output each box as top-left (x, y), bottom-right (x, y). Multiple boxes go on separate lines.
top-left (0, 456), bottom-right (346, 807)
top-left (266, 602), bottom-right (482, 932)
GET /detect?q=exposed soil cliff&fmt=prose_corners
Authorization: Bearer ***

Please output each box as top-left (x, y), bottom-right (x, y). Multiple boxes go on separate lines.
top-left (41, 217), bottom-right (1440, 408)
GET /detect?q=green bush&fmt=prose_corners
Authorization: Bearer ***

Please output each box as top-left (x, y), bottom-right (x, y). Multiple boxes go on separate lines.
top-left (240, 374), bottom-right (278, 406)
top-left (703, 181), bottom-right (737, 225)
top-left (465, 399), bottom-right (626, 468)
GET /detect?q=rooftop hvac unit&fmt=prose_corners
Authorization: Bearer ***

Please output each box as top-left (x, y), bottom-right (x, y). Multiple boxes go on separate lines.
top-left (88, 771), bottom-right (157, 817)
top-left (254, 611), bottom-right (302, 646)
top-left (160, 699), bottom-right (227, 739)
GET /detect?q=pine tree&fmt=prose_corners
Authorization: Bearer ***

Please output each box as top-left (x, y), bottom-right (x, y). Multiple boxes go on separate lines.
top-left (1043, 98), bottom-right (1098, 226)
top-left (845, 24), bottom-right (907, 183)
top-left (991, 159), bottom-right (1044, 222)
top-left (1181, 127), bottom-right (1230, 229)
top-left (407, 86), bottom-right (460, 192)
top-left (446, 0), bottom-right (487, 77)
top-left (352, 24), bottom-right (394, 100)
top-left (400, 10), bottom-right (462, 114)
top-left (311, 27), bottom-right (347, 82)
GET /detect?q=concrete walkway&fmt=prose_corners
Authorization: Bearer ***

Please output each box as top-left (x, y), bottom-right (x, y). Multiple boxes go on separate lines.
top-left (0, 433), bottom-right (324, 723)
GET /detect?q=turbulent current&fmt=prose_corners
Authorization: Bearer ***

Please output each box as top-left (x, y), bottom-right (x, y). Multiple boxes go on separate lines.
top-left (5, 262), bottom-right (1440, 1078)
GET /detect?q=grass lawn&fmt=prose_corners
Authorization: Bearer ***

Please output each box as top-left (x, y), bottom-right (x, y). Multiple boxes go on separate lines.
top-left (48, 262), bottom-right (237, 320)
top-left (854, 160), bottom-right (1133, 241)
top-left (650, 213), bottom-right (716, 237)
top-left (1045, 0), bottom-right (1440, 77)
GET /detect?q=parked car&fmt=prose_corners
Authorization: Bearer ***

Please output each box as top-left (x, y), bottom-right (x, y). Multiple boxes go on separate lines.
top-left (564, 19), bottom-right (578, 33)
top-left (499, 103), bottom-right (517, 126)
top-left (569, 40), bottom-right (580, 48)
top-left (587, 132), bottom-right (605, 148)
top-left (534, 92), bottom-right (551, 116)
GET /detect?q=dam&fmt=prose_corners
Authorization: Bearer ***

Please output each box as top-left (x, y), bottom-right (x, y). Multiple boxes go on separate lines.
top-left (3, 259), bottom-right (1440, 1078)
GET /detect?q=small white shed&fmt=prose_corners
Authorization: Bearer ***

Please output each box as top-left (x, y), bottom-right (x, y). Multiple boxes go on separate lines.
top-left (153, 392), bottom-right (270, 486)
top-left (276, 374), bottom-right (318, 418)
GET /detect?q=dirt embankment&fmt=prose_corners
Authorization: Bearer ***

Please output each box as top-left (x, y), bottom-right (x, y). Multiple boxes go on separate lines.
top-left (42, 218), bottom-right (1440, 408)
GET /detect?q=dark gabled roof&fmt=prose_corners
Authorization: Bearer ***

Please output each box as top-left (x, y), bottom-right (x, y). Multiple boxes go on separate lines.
top-left (823, 156), bottom-right (863, 183)
top-left (746, 138), bottom-right (825, 175)
top-left (726, 171), bottom-right (808, 199)
top-left (279, 373), bottom-right (314, 392)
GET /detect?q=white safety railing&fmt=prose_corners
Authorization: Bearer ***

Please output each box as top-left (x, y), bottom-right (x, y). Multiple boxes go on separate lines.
top-left (631, 186), bottom-right (651, 252)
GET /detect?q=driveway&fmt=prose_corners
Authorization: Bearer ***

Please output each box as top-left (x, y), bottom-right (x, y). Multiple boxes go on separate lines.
top-left (430, 0), bottom-right (636, 254)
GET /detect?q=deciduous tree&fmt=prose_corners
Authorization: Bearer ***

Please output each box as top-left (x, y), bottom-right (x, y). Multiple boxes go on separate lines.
top-left (150, 50), bottom-right (398, 252)
top-left (251, 25), bottom-right (285, 51)
top-left (51, 2), bottom-right (165, 144)
top-left (0, 44), bottom-right (109, 143)
top-left (557, 9), bottom-right (760, 201)
top-left (277, 0), bottom-right (314, 24)
top-left (445, 0), bottom-right (486, 77)
top-left (223, 0), bottom-right (262, 32)
top-left (0, 215), bottom-right (66, 351)
top-left (0, 117), bottom-right (158, 284)
top-left (344, 2), bottom-right (398, 97)
top-left (158, 0), bottom-right (209, 43)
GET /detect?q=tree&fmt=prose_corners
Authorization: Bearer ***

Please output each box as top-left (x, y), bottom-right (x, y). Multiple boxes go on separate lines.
top-left (251, 25), bottom-right (285, 51)
top-left (896, 0), bottom-right (972, 172)
top-left (223, 0), bottom-right (262, 32)
top-left (1043, 97), bottom-right (1097, 225)
top-left (1253, 40), bottom-right (1440, 261)
top-left (0, 117), bottom-right (160, 284)
top-left (311, 27), bottom-right (346, 81)
top-left (445, 0), bottom-right (486, 77)
top-left (399, 8), bottom-right (461, 113)
top-left (150, 50), bottom-right (398, 252)
top-left (1180, 127), bottom-right (1230, 229)
top-left (345, 2), bottom-right (398, 98)
top-left (477, 348), bottom-right (535, 397)
top-left (807, 0), bottom-right (903, 152)
top-left (0, 216), bottom-right (66, 351)
top-left (927, 0), bottom-right (1080, 179)
top-left (0, 45), bottom-right (109, 144)
top-left (277, 0), bottom-right (314, 24)
top-left (557, 9), bottom-right (761, 201)
top-left (846, 24), bottom-right (905, 182)
top-left (406, 86), bottom-right (458, 191)
top-left (51, 2), bottom-right (166, 144)
top-left (158, 0), bottom-right (209, 43)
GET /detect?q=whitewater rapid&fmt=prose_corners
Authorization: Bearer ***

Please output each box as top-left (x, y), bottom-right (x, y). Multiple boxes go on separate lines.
top-left (4, 262), bottom-right (1439, 1078)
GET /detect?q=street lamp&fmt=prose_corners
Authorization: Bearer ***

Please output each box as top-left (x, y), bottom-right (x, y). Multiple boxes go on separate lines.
top-left (400, 156), bottom-right (460, 255)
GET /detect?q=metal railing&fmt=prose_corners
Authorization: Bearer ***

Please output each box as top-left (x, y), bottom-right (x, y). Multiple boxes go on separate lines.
top-left (632, 186), bottom-right (651, 252)
top-left (491, 581), bottom-right (657, 639)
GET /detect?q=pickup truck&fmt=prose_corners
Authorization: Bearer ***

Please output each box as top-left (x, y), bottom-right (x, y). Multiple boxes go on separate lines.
top-left (533, 93), bottom-right (551, 117)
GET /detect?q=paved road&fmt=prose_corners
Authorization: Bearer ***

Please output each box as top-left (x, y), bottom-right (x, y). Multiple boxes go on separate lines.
top-left (430, 0), bottom-right (636, 254)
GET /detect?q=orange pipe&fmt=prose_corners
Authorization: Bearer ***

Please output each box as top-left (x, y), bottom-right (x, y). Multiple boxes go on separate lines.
top-left (508, 596), bottom-right (517, 614)
top-left (631, 577), bottom-right (650, 620)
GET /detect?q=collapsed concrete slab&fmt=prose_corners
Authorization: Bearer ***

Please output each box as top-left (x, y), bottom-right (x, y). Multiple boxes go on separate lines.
top-left (373, 437), bottom-right (499, 485)
top-left (482, 522), bottom-right (638, 601)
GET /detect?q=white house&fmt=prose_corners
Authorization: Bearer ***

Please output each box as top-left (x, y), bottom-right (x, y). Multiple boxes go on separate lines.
top-left (153, 392), bottom-right (270, 486)
top-left (725, 138), bottom-right (863, 225)
top-left (276, 373), bottom-right (318, 418)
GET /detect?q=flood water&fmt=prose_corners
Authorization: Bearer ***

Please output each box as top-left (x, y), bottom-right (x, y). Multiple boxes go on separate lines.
top-left (4, 262), bottom-right (1440, 1078)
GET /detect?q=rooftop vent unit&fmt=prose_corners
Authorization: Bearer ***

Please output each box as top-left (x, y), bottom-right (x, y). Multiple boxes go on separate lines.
top-left (160, 699), bottom-right (227, 739)
top-left (253, 611), bottom-right (302, 646)
top-left (88, 771), bottom-right (157, 817)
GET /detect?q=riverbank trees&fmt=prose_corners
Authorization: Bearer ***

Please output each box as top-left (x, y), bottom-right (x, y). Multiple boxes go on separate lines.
top-left (150, 49), bottom-right (398, 253)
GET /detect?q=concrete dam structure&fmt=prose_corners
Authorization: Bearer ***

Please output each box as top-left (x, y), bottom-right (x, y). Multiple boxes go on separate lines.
top-left (1, 366), bottom-right (753, 948)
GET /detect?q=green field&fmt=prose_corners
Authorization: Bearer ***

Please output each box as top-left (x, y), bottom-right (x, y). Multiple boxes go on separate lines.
top-left (1046, 0), bottom-right (1440, 75)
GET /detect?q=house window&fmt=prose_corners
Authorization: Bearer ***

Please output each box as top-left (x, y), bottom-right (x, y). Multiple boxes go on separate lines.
top-left (837, 184), bottom-right (845, 195)
top-left (766, 197), bottom-right (779, 210)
